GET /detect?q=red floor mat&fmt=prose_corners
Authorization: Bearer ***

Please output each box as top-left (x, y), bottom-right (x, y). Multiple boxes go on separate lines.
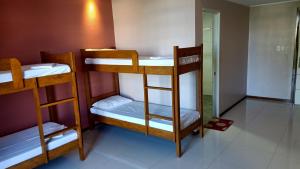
top-left (204, 118), bottom-right (233, 131)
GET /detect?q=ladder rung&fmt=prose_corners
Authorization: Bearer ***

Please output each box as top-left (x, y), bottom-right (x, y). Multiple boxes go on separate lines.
top-left (146, 86), bottom-right (172, 91)
top-left (40, 97), bottom-right (75, 108)
top-left (45, 126), bottom-right (76, 140)
top-left (149, 114), bottom-right (173, 121)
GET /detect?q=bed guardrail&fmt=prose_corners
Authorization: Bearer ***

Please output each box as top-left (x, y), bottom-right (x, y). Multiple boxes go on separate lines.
top-left (0, 58), bottom-right (24, 89)
top-left (41, 51), bottom-right (76, 72)
top-left (81, 49), bottom-right (139, 73)
top-left (174, 45), bottom-right (203, 75)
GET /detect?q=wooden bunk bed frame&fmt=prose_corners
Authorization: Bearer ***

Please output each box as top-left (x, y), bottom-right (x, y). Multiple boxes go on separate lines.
top-left (0, 52), bottom-right (84, 169)
top-left (81, 45), bottom-right (203, 157)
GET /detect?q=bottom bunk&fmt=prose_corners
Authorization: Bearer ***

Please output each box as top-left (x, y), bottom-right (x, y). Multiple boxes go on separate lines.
top-left (90, 95), bottom-right (201, 133)
top-left (0, 122), bottom-right (78, 169)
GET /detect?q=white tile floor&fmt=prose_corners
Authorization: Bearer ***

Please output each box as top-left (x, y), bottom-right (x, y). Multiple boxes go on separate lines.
top-left (37, 99), bottom-right (300, 169)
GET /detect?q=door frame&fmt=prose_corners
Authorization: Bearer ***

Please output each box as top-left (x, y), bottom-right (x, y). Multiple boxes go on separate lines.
top-left (203, 9), bottom-right (221, 117)
top-left (291, 8), bottom-right (300, 104)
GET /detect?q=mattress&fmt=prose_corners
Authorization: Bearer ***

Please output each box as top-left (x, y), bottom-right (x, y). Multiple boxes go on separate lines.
top-left (90, 101), bottom-right (200, 132)
top-left (0, 122), bottom-right (78, 169)
top-left (85, 55), bottom-right (199, 66)
top-left (0, 63), bottom-right (71, 84)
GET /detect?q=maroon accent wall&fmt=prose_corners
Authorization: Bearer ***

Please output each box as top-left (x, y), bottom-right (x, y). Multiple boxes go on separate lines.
top-left (0, 0), bottom-right (115, 136)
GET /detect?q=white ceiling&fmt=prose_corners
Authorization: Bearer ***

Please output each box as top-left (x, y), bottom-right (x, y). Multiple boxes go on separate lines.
top-left (226, 0), bottom-right (299, 6)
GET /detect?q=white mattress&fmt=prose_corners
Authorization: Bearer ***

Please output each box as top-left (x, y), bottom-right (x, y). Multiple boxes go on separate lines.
top-left (85, 55), bottom-right (199, 66)
top-left (90, 101), bottom-right (200, 132)
top-left (0, 122), bottom-right (77, 169)
top-left (0, 63), bottom-right (71, 84)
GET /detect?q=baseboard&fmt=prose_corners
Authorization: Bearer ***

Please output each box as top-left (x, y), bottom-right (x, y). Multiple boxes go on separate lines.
top-left (220, 95), bottom-right (291, 117)
top-left (220, 96), bottom-right (247, 117)
top-left (247, 95), bottom-right (291, 103)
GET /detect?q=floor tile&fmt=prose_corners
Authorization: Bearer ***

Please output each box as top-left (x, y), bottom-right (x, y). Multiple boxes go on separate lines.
top-left (35, 99), bottom-right (299, 169)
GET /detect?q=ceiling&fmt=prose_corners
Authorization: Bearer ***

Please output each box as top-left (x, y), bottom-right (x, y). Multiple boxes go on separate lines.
top-left (226, 0), bottom-right (298, 6)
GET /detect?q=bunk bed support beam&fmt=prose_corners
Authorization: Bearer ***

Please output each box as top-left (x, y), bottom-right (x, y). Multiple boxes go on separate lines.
top-left (199, 64), bottom-right (204, 138)
top-left (143, 73), bottom-right (150, 135)
top-left (196, 45), bottom-right (204, 138)
top-left (83, 71), bottom-right (95, 129)
top-left (174, 46), bottom-right (182, 157)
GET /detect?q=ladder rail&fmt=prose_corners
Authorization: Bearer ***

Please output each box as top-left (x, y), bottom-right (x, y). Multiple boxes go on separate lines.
top-left (32, 81), bottom-right (49, 163)
top-left (71, 72), bottom-right (85, 160)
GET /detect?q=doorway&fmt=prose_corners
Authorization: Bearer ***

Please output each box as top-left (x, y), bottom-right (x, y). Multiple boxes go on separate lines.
top-left (203, 10), bottom-right (220, 123)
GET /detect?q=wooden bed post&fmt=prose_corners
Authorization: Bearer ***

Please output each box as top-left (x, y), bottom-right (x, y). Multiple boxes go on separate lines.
top-left (143, 73), bottom-right (150, 135)
top-left (199, 45), bottom-right (204, 138)
top-left (173, 46), bottom-right (182, 157)
top-left (83, 71), bottom-right (95, 130)
top-left (113, 73), bottom-right (120, 95)
top-left (81, 49), bottom-right (95, 130)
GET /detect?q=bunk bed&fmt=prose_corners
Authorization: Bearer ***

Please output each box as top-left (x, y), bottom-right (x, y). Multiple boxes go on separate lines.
top-left (81, 45), bottom-right (203, 157)
top-left (0, 52), bottom-right (84, 169)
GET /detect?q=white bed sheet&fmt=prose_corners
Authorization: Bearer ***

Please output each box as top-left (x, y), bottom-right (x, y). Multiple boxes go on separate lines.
top-left (90, 101), bottom-right (200, 132)
top-left (0, 63), bottom-right (71, 84)
top-left (0, 122), bottom-right (77, 169)
top-left (85, 55), bottom-right (199, 66)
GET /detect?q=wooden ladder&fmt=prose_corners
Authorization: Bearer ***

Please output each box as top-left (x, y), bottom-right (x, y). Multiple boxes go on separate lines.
top-left (143, 73), bottom-right (176, 132)
top-left (33, 72), bottom-right (84, 163)
top-left (143, 72), bottom-right (182, 157)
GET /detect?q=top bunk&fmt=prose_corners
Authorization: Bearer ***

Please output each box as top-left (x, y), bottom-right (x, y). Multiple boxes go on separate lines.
top-left (0, 52), bottom-right (76, 95)
top-left (81, 45), bottom-right (203, 75)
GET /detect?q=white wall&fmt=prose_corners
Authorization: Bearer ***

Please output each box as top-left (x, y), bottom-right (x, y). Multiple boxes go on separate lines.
top-left (247, 1), bottom-right (300, 99)
top-left (112, 0), bottom-right (202, 109)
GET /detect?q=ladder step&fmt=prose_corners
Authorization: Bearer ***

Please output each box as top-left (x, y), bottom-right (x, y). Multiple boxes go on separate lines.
top-left (146, 86), bottom-right (172, 91)
top-left (149, 114), bottom-right (173, 121)
top-left (44, 126), bottom-right (76, 140)
top-left (40, 97), bottom-right (75, 108)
